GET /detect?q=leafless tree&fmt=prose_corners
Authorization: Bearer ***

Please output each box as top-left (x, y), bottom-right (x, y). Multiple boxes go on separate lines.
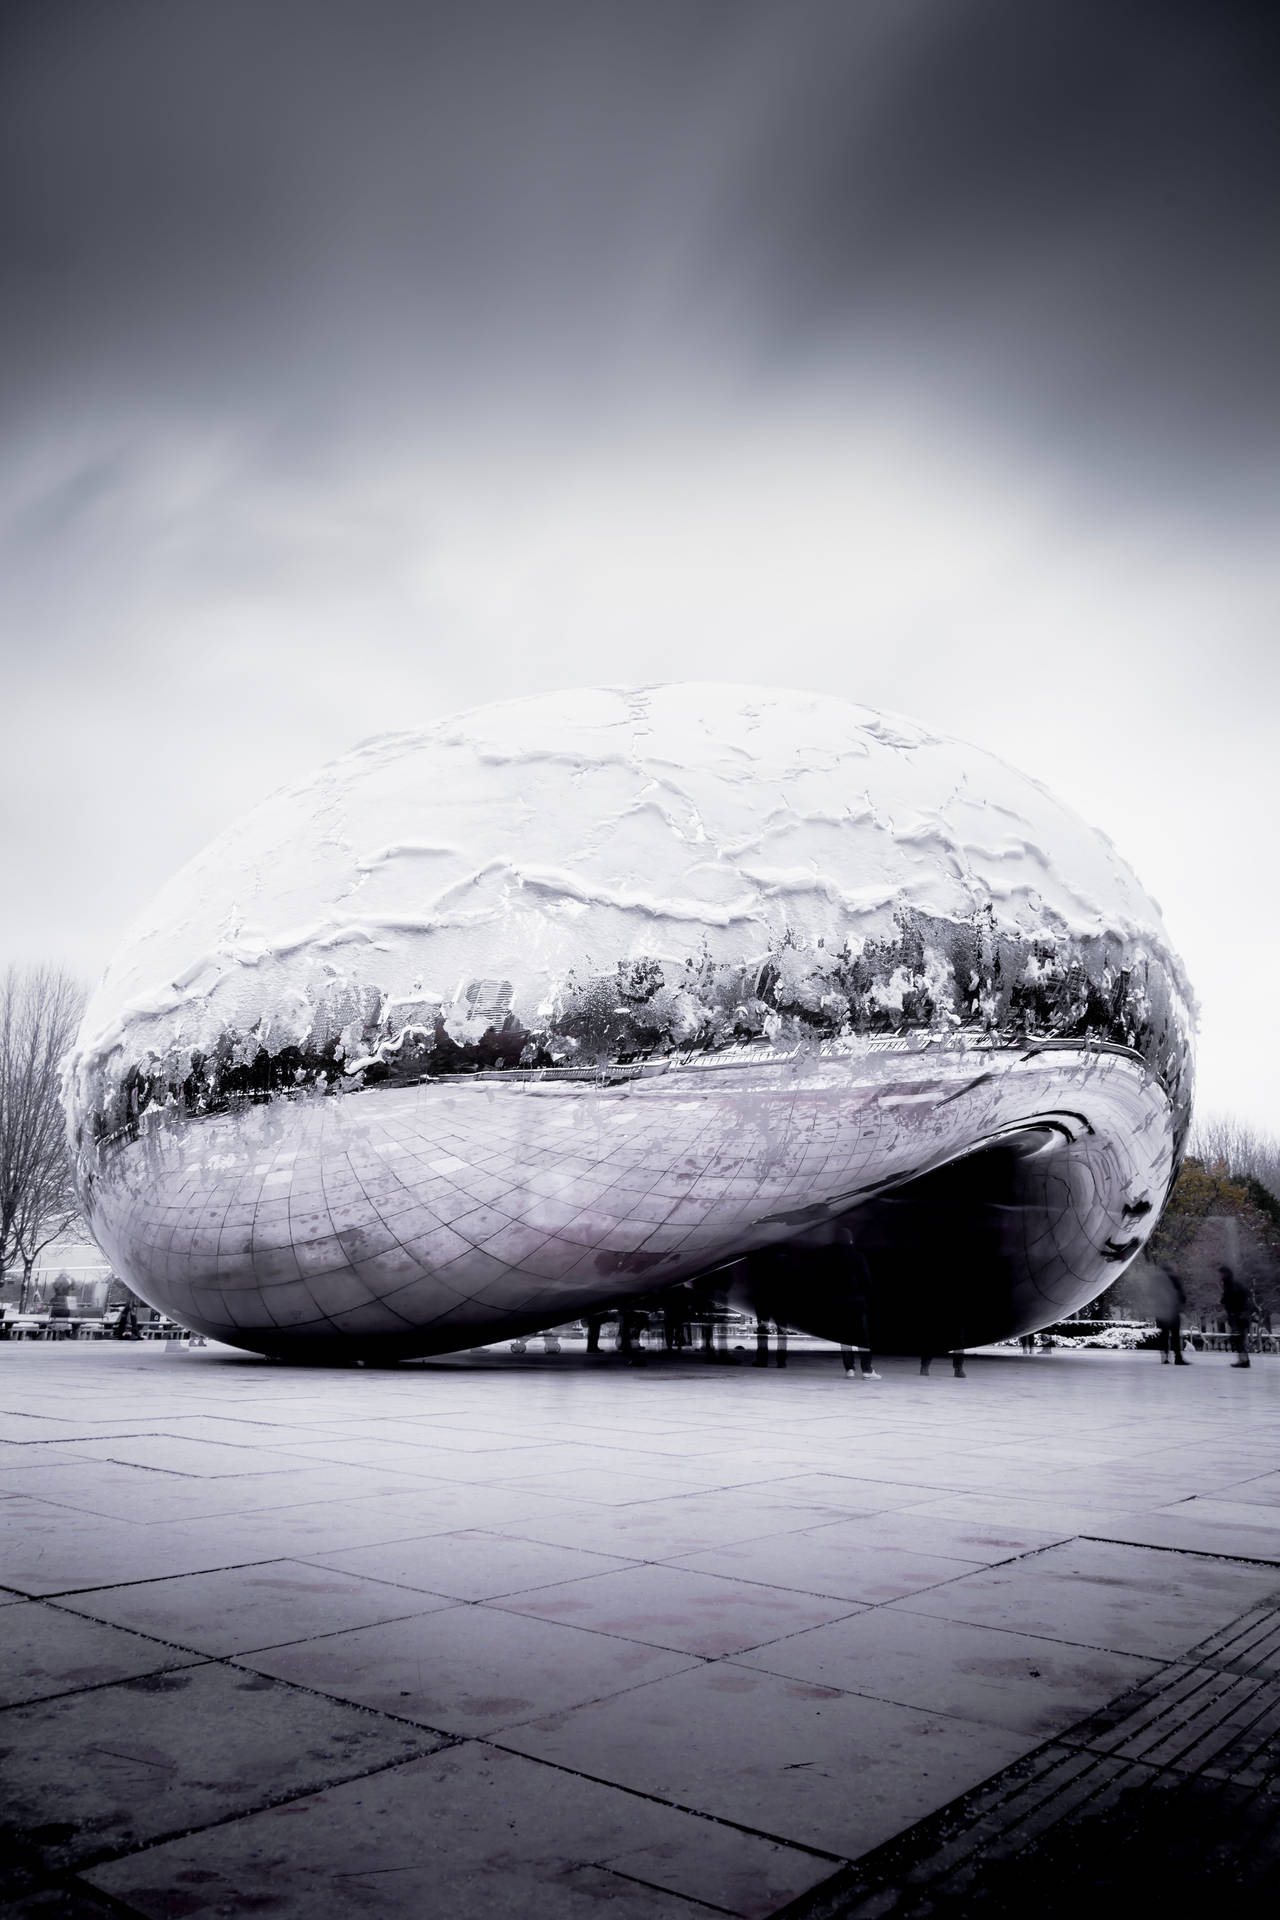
top-left (0, 966), bottom-right (85, 1308)
top-left (1188, 1113), bottom-right (1280, 1202)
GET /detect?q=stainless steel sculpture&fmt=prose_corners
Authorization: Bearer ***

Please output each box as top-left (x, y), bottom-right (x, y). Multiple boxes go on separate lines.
top-left (65, 685), bottom-right (1193, 1358)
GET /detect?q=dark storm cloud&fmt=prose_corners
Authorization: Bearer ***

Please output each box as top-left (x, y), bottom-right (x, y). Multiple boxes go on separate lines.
top-left (2, 0), bottom-right (1276, 485)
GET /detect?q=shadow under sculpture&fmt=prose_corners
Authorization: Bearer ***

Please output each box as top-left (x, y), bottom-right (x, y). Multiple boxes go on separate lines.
top-left (65, 685), bottom-right (1193, 1360)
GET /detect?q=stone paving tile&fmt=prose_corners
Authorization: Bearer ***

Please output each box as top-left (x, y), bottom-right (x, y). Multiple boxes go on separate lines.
top-left (1085, 1495), bottom-right (1280, 1561)
top-left (135, 1497), bottom-right (496, 1566)
top-left (488, 1464), bottom-right (732, 1504)
top-left (776, 1598), bottom-right (1280, 1917)
top-left (6, 1344), bottom-right (1280, 1918)
top-left (0, 1443), bottom-right (103, 1470)
top-left (499, 1662), bottom-right (1030, 1858)
top-left (237, 1601), bottom-right (699, 1735)
top-left (0, 1511), bottom-right (280, 1598)
top-left (763, 1474), bottom-right (959, 1512)
top-left (495, 1560), bottom-right (863, 1655)
top-left (54, 1434), bottom-right (322, 1477)
top-left (1220, 1471), bottom-right (1280, 1509)
top-left (0, 1601), bottom-right (202, 1707)
top-left (897, 1490), bottom-right (1168, 1535)
top-left (498, 1489), bottom-right (862, 1562)
top-left (328, 1481), bottom-right (585, 1534)
top-left (892, 1537), bottom-right (1280, 1659)
top-left (302, 1528), bottom-right (638, 1600)
top-left (668, 1529), bottom-right (982, 1605)
top-left (55, 1560), bottom-right (453, 1656)
top-left (88, 1742), bottom-right (833, 1919)
top-left (734, 1606), bottom-right (1159, 1738)
top-left (822, 1507), bottom-right (1070, 1563)
top-left (2, 1459), bottom-right (442, 1526)
top-left (0, 1664), bottom-right (439, 1872)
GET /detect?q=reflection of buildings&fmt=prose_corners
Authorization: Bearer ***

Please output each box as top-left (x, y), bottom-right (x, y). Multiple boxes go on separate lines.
top-left (464, 978), bottom-right (514, 1027)
top-left (1, 1243), bottom-right (113, 1312)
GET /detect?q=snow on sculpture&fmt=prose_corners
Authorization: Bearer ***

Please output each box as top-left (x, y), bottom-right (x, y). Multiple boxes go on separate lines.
top-left (65, 685), bottom-right (1194, 1358)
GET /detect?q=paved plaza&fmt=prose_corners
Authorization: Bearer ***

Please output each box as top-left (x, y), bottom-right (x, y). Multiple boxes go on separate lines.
top-left (2, 1340), bottom-right (1279, 1916)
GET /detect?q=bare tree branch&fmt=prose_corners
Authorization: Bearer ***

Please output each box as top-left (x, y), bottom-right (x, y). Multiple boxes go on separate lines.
top-left (1188, 1112), bottom-right (1280, 1203)
top-left (0, 966), bottom-right (85, 1292)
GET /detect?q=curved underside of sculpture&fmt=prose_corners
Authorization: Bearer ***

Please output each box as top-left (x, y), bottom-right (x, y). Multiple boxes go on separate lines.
top-left (66, 685), bottom-right (1193, 1359)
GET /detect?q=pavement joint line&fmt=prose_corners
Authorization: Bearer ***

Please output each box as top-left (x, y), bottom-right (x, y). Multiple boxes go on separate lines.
top-left (581, 1859), bottom-right (744, 1915)
top-left (18, 1731), bottom-right (468, 1880)
top-left (476, 1586), bottom-right (869, 1654)
top-left (7, 1555), bottom-right (302, 1600)
top-left (0, 1660), bottom-right (221, 1717)
top-left (29, 1596), bottom-right (466, 1665)
top-left (1076, 1532), bottom-right (1280, 1569)
top-left (477, 1729), bottom-right (848, 1864)
top-left (215, 1654), bottom-right (469, 1738)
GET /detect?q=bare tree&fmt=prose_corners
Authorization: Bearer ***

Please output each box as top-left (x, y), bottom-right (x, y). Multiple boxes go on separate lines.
top-left (0, 966), bottom-right (85, 1307)
top-left (1188, 1113), bottom-right (1280, 1202)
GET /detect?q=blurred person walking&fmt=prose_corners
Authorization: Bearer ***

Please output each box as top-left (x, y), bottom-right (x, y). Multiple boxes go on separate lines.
top-left (1153, 1264), bottom-right (1190, 1365)
top-left (1221, 1265), bottom-right (1255, 1368)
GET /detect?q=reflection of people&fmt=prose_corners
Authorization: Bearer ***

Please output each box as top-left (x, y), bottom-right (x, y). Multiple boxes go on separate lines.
top-left (1221, 1265), bottom-right (1254, 1369)
top-left (753, 1316), bottom-right (788, 1367)
top-left (1152, 1264), bottom-right (1190, 1365)
top-left (584, 1312), bottom-right (605, 1354)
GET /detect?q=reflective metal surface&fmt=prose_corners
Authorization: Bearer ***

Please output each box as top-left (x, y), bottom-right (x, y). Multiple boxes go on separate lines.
top-left (66, 686), bottom-right (1194, 1358)
top-left (79, 1040), bottom-right (1175, 1357)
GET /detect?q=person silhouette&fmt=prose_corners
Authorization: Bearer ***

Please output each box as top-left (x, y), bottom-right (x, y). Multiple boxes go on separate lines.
top-left (1153, 1264), bottom-right (1190, 1365)
top-left (1221, 1264), bottom-right (1255, 1369)
top-left (839, 1242), bottom-right (881, 1380)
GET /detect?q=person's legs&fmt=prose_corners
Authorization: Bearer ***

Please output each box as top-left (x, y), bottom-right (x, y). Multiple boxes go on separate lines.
top-left (1172, 1321), bottom-right (1189, 1364)
top-left (840, 1345), bottom-right (858, 1374)
top-left (753, 1321), bottom-right (770, 1366)
top-left (1159, 1324), bottom-right (1171, 1362)
top-left (859, 1352), bottom-right (880, 1377)
top-left (951, 1350), bottom-right (967, 1378)
top-left (1230, 1319), bottom-right (1251, 1367)
top-left (919, 1354), bottom-right (932, 1375)
top-left (775, 1323), bottom-right (787, 1367)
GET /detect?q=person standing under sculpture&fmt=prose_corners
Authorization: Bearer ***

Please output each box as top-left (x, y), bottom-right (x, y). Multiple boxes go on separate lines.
top-left (1221, 1265), bottom-right (1255, 1369)
top-left (840, 1242), bottom-right (881, 1380)
top-left (920, 1348), bottom-right (967, 1378)
top-left (1152, 1264), bottom-right (1190, 1364)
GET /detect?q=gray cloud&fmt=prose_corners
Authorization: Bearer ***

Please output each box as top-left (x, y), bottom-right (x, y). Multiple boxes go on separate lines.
top-left (2, 0), bottom-right (1277, 1129)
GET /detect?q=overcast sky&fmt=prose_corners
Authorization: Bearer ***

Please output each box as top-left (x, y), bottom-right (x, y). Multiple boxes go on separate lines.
top-left (3, 0), bottom-right (1277, 1130)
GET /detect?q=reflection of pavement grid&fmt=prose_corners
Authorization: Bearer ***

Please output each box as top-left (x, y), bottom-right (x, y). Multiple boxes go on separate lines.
top-left (89, 1045), bottom-right (1171, 1346)
top-left (781, 1602), bottom-right (1280, 1917)
top-left (2, 1342), bottom-right (1278, 1917)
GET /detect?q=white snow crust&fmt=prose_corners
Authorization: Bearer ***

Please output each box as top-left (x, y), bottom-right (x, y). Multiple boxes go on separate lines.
top-left (69, 684), bottom-right (1182, 1101)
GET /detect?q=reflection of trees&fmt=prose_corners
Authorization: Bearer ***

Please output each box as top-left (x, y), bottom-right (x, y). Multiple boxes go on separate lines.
top-left (1109, 1152), bottom-right (1280, 1327)
top-left (1, 967), bottom-right (85, 1310)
